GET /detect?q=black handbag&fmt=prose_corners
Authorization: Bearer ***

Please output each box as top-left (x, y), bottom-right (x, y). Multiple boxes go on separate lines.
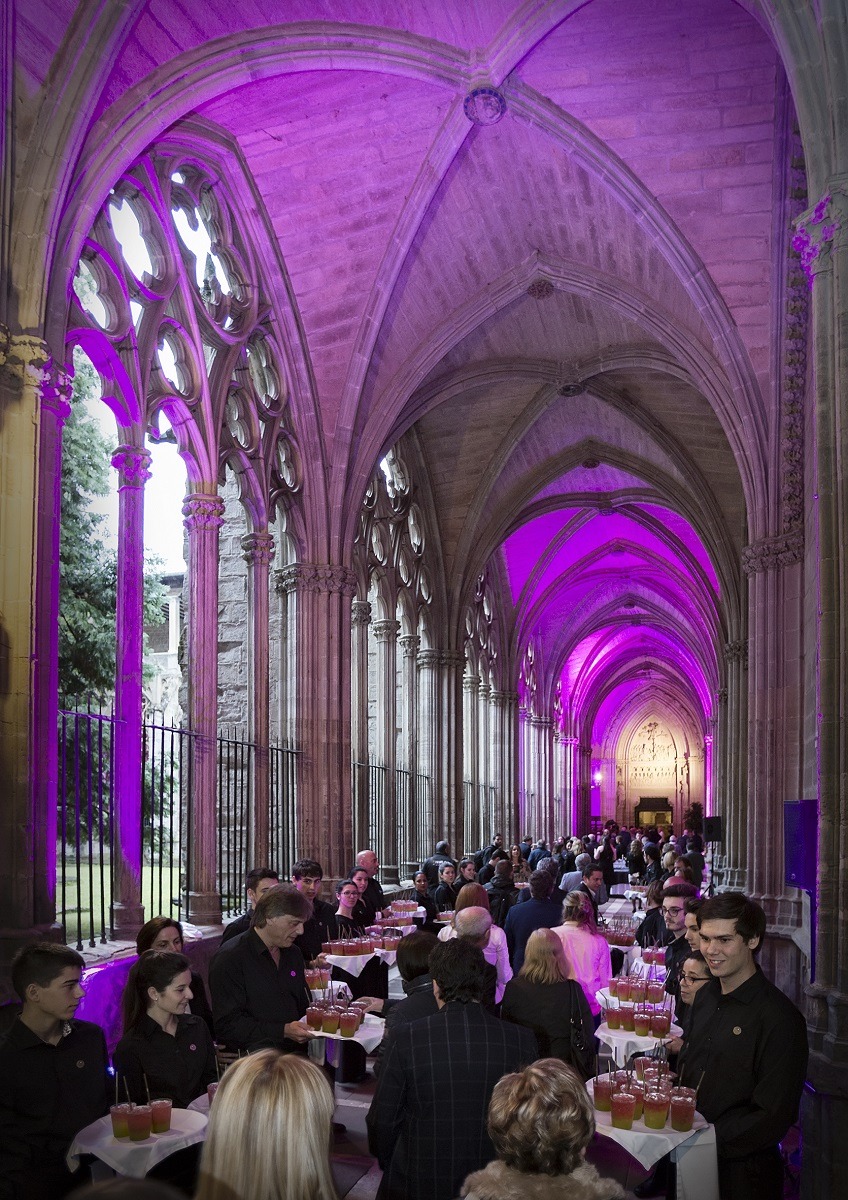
top-left (568, 984), bottom-right (594, 1080)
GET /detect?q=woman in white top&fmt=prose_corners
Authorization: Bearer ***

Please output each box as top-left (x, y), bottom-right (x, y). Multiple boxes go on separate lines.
top-left (552, 890), bottom-right (611, 1024)
top-left (436, 882), bottom-right (512, 1003)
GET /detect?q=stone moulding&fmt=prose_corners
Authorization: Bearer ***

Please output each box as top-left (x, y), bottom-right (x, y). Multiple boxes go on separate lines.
top-left (741, 529), bottom-right (804, 575)
top-left (275, 563), bottom-right (357, 596)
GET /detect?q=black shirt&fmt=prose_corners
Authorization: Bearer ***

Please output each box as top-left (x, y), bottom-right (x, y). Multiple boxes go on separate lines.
top-left (113, 1013), bottom-right (217, 1109)
top-left (0, 1017), bottom-right (108, 1188)
top-left (220, 911), bottom-right (251, 945)
top-left (209, 929), bottom-right (308, 1052)
top-left (361, 876), bottom-right (385, 925)
top-left (295, 897), bottom-right (338, 962)
top-left (664, 933), bottom-right (691, 1021)
top-left (678, 969), bottom-right (808, 1159)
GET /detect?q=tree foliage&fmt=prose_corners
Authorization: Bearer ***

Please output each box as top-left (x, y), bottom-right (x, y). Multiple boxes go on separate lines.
top-left (59, 354), bottom-right (166, 706)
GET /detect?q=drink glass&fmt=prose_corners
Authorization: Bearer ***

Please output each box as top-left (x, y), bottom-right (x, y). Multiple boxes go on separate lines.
top-left (650, 1011), bottom-right (671, 1038)
top-left (633, 1056), bottom-right (653, 1080)
top-left (607, 977), bottom-right (619, 998)
top-left (207, 1082), bottom-right (219, 1106)
top-left (629, 1080), bottom-right (645, 1120)
top-left (126, 1104), bottom-right (153, 1142)
top-left (150, 1098), bottom-right (172, 1134)
top-left (669, 1088), bottom-right (697, 1132)
top-left (647, 980), bottom-right (665, 1004)
top-left (643, 1090), bottom-right (669, 1129)
top-left (110, 1103), bottom-right (131, 1139)
top-left (619, 1002), bottom-right (635, 1031)
top-left (617, 977), bottom-right (632, 1002)
top-left (322, 1007), bottom-right (341, 1034)
top-left (338, 1010), bottom-right (359, 1037)
top-left (306, 1005), bottom-right (324, 1030)
top-left (634, 1010), bottom-right (651, 1037)
top-left (630, 978), bottom-right (647, 1002)
top-left (610, 1091), bottom-right (636, 1130)
top-left (605, 1006), bottom-right (621, 1030)
top-left (593, 1075), bottom-right (613, 1112)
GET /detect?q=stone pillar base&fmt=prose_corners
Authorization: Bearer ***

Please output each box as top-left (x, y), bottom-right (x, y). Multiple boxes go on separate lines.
top-left (111, 902), bottom-right (145, 939)
top-left (801, 1054), bottom-right (848, 1200)
top-left (187, 892), bottom-right (223, 927)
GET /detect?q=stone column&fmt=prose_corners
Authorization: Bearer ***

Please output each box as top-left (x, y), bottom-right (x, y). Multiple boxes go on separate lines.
top-left (440, 651), bottom-right (465, 852)
top-left (398, 633), bottom-right (420, 871)
top-left (563, 736), bottom-right (579, 835)
top-left (531, 715), bottom-right (553, 837)
top-left (32, 358), bottom-right (72, 933)
top-left (463, 675), bottom-right (480, 855)
top-left (183, 493), bottom-right (225, 926)
top-left (722, 640), bottom-right (748, 890)
top-left (351, 600), bottom-right (371, 851)
top-left (417, 648), bottom-right (441, 851)
top-left (0, 334), bottom-right (66, 968)
top-left (798, 188), bottom-right (848, 1196)
top-left (241, 532), bottom-right (274, 867)
top-left (490, 690), bottom-right (517, 840)
top-left (371, 619), bottom-right (400, 884)
top-left (478, 682), bottom-right (492, 837)
top-left (110, 446), bottom-right (152, 935)
top-left (277, 564), bottom-right (356, 879)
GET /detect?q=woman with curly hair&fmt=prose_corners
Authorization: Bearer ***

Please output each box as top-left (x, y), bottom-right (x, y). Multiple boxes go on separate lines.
top-left (460, 1059), bottom-right (623, 1199)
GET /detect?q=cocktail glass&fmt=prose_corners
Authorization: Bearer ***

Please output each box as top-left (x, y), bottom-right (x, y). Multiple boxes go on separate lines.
top-left (643, 1091), bottom-right (669, 1129)
top-left (110, 1103), bottom-right (131, 1139)
top-left (619, 1003), bottom-right (635, 1031)
top-left (650, 1012), bottom-right (671, 1038)
top-left (605, 1007), bottom-right (621, 1030)
top-left (593, 1076), bottom-right (613, 1112)
top-left (610, 1091), bottom-right (636, 1130)
top-left (126, 1104), bottom-right (152, 1142)
top-left (633, 1011), bottom-right (651, 1036)
top-left (669, 1088), bottom-right (697, 1132)
top-left (322, 1008), bottom-right (341, 1034)
top-left (339, 1010), bottom-right (359, 1038)
top-left (150, 1099), bottom-right (172, 1134)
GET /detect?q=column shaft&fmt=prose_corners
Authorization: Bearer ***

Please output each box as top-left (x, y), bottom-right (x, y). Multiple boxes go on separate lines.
top-left (399, 634), bottom-right (419, 873)
top-left (242, 533), bottom-right (274, 866)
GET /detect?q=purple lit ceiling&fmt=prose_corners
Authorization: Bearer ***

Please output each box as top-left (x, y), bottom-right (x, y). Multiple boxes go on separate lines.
top-left (38, 0), bottom-right (777, 797)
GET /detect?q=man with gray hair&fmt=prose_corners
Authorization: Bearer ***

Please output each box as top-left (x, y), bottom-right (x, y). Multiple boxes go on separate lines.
top-left (454, 906), bottom-right (499, 1008)
top-left (560, 851), bottom-right (592, 895)
top-left (355, 848), bottom-right (385, 922)
top-left (210, 884), bottom-right (315, 1053)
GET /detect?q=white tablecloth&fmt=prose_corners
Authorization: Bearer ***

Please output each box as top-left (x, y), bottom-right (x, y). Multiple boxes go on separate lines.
top-left (325, 952), bottom-right (375, 977)
top-left (595, 1020), bottom-right (682, 1066)
top-left (298, 1013), bottom-right (385, 1052)
top-left (587, 1082), bottom-right (719, 1198)
top-left (67, 1110), bottom-right (207, 1178)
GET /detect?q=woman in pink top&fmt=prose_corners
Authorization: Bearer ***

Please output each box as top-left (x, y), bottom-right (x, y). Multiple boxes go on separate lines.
top-left (552, 890), bottom-right (611, 1025)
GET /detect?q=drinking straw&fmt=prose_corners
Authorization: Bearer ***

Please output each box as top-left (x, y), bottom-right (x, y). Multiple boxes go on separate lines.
top-left (124, 1079), bottom-right (132, 1106)
top-left (695, 1069), bottom-right (705, 1098)
top-left (595, 1052), bottom-right (599, 1079)
top-left (143, 1073), bottom-right (151, 1104)
top-left (115, 1071), bottom-right (119, 1107)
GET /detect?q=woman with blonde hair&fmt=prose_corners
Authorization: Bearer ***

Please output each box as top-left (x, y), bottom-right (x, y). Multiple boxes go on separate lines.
top-left (460, 1059), bottom-right (624, 1199)
top-left (552, 891), bottom-right (611, 1026)
top-left (438, 882), bottom-right (512, 1002)
top-left (500, 930), bottom-right (594, 1077)
top-left (196, 1050), bottom-right (338, 1200)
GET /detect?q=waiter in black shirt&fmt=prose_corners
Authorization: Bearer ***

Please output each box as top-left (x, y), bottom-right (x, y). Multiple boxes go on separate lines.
top-left (291, 857), bottom-right (338, 962)
top-left (210, 884), bottom-right (317, 1053)
top-left (679, 892), bottom-right (807, 1200)
top-left (355, 848), bottom-right (386, 924)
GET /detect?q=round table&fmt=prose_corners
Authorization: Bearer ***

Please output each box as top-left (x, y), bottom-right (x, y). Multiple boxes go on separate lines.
top-left (67, 1109), bottom-right (207, 1178)
top-left (586, 1080), bottom-right (719, 1199)
top-left (595, 1020), bottom-right (682, 1067)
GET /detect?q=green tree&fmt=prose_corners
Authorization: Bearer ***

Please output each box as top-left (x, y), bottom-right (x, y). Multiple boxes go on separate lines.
top-left (59, 353), bottom-right (166, 705)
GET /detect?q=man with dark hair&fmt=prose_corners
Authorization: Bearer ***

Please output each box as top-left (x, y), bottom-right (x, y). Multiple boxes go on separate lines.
top-left (683, 895), bottom-right (704, 953)
top-left (484, 859), bottom-right (519, 927)
top-left (503, 869), bottom-right (563, 971)
top-left (210, 884), bottom-right (315, 1053)
top-left (574, 862), bottom-right (605, 924)
top-left (220, 865), bottom-right (280, 944)
top-left (0, 943), bottom-right (109, 1199)
top-left (290, 858), bottom-right (337, 962)
top-left (677, 893), bottom-right (807, 1200)
top-left (661, 881), bottom-right (701, 1020)
top-left (367, 939), bottom-right (536, 1200)
top-left (560, 850), bottom-right (592, 895)
top-left (419, 840), bottom-right (456, 889)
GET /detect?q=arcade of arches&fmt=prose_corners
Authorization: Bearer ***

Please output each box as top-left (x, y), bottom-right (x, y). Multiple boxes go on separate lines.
top-left (1, 1), bottom-right (847, 1191)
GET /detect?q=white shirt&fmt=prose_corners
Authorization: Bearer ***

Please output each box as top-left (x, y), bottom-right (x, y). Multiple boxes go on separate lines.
top-left (552, 922), bottom-right (611, 1015)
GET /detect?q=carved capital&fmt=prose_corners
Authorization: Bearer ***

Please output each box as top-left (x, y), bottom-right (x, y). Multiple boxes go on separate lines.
top-left (531, 715), bottom-right (552, 730)
top-left (40, 359), bottom-right (74, 424)
top-left (372, 619), bottom-right (400, 643)
top-left (0, 331), bottom-right (51, 392)
top-left (274, 563), bottom-right (357, 596)
top-left (563, 736), bottom-right (580, 747)
top-left (793, 187), bottom-right (847, 285)
top-left (416, 649), bottom-right (441, 670)
top-left (241, 532), bottom-right (275, 567)
top-left (399, 634), bottom-right (420, 658)
top-left (724, 641), bottom-right (748, 667)
top-left (463, 675), bottom-right (481, 695)
top-left (351, 600), bottom-right (372, 627)
top-left (112, 445), bottom-right (152, 488)
top-left (440, 650), bottom-right (465, 669)
top-left (489, 690), bottom-right (513, 709)
top-left (182, 493), bottom-right (225, 531)
top-left (742, 530), bottom-right (804, 574)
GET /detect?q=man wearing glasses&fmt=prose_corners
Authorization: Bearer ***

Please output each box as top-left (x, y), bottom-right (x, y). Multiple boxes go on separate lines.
top-left (660, 882), bottom-right (699, 1023)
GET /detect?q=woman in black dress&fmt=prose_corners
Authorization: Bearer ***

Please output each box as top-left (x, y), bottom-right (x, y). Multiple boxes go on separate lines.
top-left (136, 917), bottom-right (214, 1036)
top-left (499, 929), bottom-right (594, 1077)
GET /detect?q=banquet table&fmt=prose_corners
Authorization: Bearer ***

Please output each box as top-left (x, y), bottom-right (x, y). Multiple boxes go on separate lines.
top-left (594, 1020), bottom-right (682, 1066)
top-left (67, 1109), bottom-right (207, 1178)
top-left (587, 1081), bottom-right (719, 1200)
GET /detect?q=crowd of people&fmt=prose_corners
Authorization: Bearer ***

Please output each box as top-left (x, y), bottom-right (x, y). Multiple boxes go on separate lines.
top-left (0, 826), bottom-right (807, 1200)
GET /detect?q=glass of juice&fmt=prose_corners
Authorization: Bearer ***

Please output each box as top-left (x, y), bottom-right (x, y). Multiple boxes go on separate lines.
top-left (619, 1003), bottom-right (635, 1031)
top-left (126, 1104), bottom-right (152, 1142)
top-left (630, 978), bottom-right (647, 1003)
top-left (610, 1091), bottom-right (636, 1130)
top-left (669, 1088), bottom-right (697, 1132)
top-left (651, 1011), bottom-right (671, 1038)
top-left (593, 1075), bottom-right (613, 1112)
top-left (607, 978), bottom-right (619, 998)
top-left (629, 1080), bottom-right (645, 1120)
top-left (338, 1010), bottom-right (359, 1037)
top-left (617, 977), bottom-right (632, 1002)
top-left (647, 980), bottom-right (665, 1004)
top-left (643, 1090), bottom-right (670, 1129)
top-left (150, 1098), bottom-right (172, 1134)
top-left (634, 1010), bottom-right (651, 1037)
top-left (322, 1007), bottom-right (341, 1034)
top-left (109, 1103), bottom-right (131, 1139)
top-left (605, 1006), bottom-right (621, 1030)
top-left (633, 1056), bottom-right (653, 1081)
top-left (306, 1005), bottom-right (324, 1030)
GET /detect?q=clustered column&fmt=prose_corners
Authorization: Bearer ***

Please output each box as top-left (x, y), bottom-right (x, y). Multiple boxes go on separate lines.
top-left (371, 619), bottom-right (400, 884)
top-left (350, 600), bottom-right (372, 851)
top-left (241, 532), bottom-right (275, 867)
top-left (398, 634), bottom-right (420, 869)
top-left (183, 493), bottom-right (225, 926)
